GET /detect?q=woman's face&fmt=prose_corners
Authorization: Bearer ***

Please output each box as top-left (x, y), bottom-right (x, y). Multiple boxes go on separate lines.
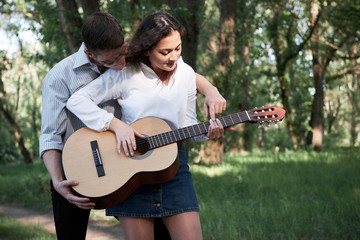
top-left (147, 30), bottom-right (182, 75)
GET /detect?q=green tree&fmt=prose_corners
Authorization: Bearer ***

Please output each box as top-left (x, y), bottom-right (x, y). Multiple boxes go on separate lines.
top-left (0, 50), bottom-right (32, 163)
top-left (309, 0), bottom-right (360, 150)
top-left (265, 0), bottom-right (319, 150)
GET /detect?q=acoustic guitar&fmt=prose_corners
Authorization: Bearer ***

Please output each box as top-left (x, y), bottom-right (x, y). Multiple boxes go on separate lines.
top-left (62, 106), bottom-right (285, 209)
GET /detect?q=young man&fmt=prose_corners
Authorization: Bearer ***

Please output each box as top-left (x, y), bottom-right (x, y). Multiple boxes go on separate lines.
top-left (39, 12), bottom-right (226, 239)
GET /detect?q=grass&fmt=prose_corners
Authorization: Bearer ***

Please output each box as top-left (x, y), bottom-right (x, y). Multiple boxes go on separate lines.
top-left (191, 147), bottom-right (360, 239)
top-left (0, 216), bottom-right (56, 240)
top-left (0, 159), bottom-right (52, 212)
top-left (0, 148), bottom-right (359, 239)
top-left (0, 160), bottom-right (54, 239)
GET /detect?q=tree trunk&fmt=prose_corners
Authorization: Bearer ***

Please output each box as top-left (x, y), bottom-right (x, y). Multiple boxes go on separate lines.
top-left (240, 44), bottom-right (252, 151)
top-left (1, 105), bottom-right (33, 163)
top-left (216, 0), bottom-right (236, 70)
top-left (0, 49), bottom-right (33, 163)
top-left (55, 0), bottom-right (83, 53)
top-left (201, 0), bottom-right (236, 164)
top-left (237, 22), bottom-right (251, 151)
top-left (310, 0), bottom-right (324, 151)
top-left (233, 0), bottom-right (257, 152)
top-left (348, 44), bottom-right (359, 147)
top-left (270, 5), bottom-right (297, 149)
top-left (269, 2), bottom-right (319, 150)
top-left (325, 96), bottom-right (340, 134)
top-left (167, 0), bottom-right (203, 70)
top-left (195, 140), bottom-right (224, 165)
top-left (348, 89), bottom-right (358, 147)
top-left (78, 0), bottom-right (100, 18)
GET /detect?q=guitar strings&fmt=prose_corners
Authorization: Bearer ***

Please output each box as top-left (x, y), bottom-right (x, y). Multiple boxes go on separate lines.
top-left (132, 112), bottom-right (249, 153)
top-left (134, 138), bottom-right (150, 152)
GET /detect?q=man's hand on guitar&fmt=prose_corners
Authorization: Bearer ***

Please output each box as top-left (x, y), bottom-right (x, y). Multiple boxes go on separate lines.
top-left (109, 118), bottom-right (144, 156)
top-left (203, 88), bottom-right (234, 133)
top-left (203, 87), bottom-right (226, 121)
top-left (207, 119), bottom-right (224, 139)
top-left (53, 179), bottom-right (96, 209)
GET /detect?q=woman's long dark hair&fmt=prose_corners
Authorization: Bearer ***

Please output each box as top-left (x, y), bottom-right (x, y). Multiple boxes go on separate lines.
top-left (126, 12), bottom-right (185, 64)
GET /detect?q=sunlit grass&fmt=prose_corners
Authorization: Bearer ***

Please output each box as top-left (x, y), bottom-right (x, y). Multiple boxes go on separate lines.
top-left (0, 148), bottom-right (359, 239)
top-left (0, 216), bottom-right (56, 240)
top-left (191, 148), bottom-right (360, 239)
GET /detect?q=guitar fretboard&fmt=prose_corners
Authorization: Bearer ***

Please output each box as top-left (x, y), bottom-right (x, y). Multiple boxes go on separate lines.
top-left (146, 111), bottom-right (250, 150)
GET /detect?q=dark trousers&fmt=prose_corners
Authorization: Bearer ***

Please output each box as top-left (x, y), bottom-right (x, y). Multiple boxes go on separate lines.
top-left (50, 181), bottom-right (170, 239)
top-left (51, 181), bottom-right (90, 239)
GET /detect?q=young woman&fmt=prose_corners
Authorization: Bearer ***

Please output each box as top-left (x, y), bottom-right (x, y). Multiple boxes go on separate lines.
top-left (67, 12), bottom-right (224, 240)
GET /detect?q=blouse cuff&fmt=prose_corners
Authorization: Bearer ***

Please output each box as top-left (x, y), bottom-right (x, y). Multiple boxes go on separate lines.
top-left (101, 113), bottom-right (115, 131)
top-left (193, 134), bottom-right (209, 142)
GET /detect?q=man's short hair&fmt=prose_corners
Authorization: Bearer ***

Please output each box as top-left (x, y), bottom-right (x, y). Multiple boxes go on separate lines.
top-left (82, 12), bottom-right (124, 54)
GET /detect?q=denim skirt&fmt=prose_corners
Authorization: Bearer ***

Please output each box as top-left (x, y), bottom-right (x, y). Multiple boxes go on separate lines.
top-left (106, 147), bottom-right (199, 218)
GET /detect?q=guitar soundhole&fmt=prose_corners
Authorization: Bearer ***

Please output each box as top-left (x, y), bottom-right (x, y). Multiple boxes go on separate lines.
top-left (134, 137), bottom-right (150, 156)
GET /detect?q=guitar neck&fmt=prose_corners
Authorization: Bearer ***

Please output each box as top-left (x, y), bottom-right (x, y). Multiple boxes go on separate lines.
top-left (146, 111), bottom-right (250, 150)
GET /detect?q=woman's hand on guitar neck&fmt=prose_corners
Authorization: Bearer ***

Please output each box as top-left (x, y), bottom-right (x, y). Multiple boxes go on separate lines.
top-left (109, 118), bottom-right (144, 157)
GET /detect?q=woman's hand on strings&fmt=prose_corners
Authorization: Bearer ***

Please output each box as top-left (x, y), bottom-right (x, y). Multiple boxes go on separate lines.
top-left (109, 118), bottom-right (144, 156)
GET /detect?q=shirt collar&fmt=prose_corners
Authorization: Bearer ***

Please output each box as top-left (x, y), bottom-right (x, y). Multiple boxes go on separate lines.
top-left (139, 56), bottom-right (183, 80)
top-left (73, 43), bottom-right (92, 70)
top-left (140, 62), bottom-right (158, 79)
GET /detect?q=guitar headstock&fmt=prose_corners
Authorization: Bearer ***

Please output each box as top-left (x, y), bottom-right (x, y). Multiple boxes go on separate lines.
top-left (247, 106), bottom-right (286, 126)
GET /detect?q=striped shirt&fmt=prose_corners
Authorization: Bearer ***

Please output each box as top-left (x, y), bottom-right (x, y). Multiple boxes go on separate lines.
top-left (39, 43), bottom-right (121, 157)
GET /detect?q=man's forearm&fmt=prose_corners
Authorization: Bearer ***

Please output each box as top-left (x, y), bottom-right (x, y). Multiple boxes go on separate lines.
top-left (195, 73), bottom-right (219, 96)
top-left (42, 149), bottom-right (65, 183)
top-left (195, 73), bottom-right (226, 119)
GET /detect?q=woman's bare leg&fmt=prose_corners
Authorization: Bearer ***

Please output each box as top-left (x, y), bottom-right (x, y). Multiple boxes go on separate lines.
top-left (118, 216), bottom-right (155, 240)
top-left (163, 211), bottom-right (202, 240)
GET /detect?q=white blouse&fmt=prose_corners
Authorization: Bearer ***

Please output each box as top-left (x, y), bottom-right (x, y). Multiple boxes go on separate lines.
top-left (67, 58), bottom-right (201, 135)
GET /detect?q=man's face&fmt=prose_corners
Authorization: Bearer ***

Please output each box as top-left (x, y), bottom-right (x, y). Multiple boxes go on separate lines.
top-left (86, 42), bottom-right (127, 70)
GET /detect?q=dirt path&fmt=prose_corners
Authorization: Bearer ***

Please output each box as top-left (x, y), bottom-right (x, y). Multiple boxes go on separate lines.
top-left (0, 204), bottom-right (124, 240)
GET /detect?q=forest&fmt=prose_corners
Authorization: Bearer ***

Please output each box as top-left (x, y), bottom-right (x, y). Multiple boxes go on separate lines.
top-left (0, 0), bottom-right (359, 164)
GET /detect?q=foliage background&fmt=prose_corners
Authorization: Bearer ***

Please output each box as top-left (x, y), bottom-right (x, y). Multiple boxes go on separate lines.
top-left (0, 0), bottom-right (359, 164)
top-left (0, 1), bottom-right (359, 238)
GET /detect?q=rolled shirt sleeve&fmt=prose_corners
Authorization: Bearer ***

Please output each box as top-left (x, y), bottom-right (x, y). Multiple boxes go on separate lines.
top-left (39, 71), bottom-right (71, 157)
top-left (67, 68), bottom-right (122, 132)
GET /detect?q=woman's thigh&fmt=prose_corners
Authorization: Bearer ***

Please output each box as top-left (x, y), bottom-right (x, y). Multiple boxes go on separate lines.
top-left (163, 211), bottom-right (203, 240)
top-left (118, 216), bottom-right (155, 240)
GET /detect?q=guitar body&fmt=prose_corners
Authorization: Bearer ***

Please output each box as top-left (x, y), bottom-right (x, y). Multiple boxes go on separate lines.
top-left (62, 117), bottom-right (179, 209)
top-left (62, 106), bottom-right (286, 209)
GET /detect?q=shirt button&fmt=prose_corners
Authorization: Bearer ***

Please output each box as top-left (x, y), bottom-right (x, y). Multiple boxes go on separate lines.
top-left (155, 203), bottom-right (161, 207)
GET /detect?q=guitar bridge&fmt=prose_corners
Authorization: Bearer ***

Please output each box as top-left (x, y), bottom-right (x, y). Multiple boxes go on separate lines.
top-left (90, 140), bottom-right (105, 177)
